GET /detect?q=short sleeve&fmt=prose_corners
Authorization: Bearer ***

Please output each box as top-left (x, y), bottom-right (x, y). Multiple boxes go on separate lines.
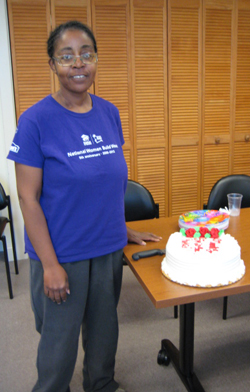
top-left (7, 114), bottom-right (45, 168)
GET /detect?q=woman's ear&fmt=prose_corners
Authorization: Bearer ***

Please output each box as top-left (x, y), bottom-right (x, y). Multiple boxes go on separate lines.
top-left (49, 58), bottom-right (57, 73)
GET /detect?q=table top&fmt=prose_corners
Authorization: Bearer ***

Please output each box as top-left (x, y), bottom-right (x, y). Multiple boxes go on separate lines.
top-left (123, 208), bottom-right (250, 309)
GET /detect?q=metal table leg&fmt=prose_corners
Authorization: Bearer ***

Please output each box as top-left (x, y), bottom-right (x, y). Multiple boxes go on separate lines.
top-left (158, 303), bottom-right (205, 392)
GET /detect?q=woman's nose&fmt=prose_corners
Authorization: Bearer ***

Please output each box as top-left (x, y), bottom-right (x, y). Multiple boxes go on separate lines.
top-left (73, 56), bottom-right (85, 67)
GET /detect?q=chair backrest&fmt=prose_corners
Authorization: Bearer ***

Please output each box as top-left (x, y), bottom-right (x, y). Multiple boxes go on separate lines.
top-left (0, 183), bottom-right (8, 211)
top-left (124, 180), bottom-right (159, 222)
top-left (205, 174), bottom-right (250, 210)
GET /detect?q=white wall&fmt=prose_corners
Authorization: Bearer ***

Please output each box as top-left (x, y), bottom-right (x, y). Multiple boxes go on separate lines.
top-left (0, 0), bottom-right (26, 260)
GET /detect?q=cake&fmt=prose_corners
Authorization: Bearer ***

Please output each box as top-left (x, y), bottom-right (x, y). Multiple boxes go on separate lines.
top-left (179, 210), bottom-right (229, 231)
top-left (161, 227), bottom-right (245, 288)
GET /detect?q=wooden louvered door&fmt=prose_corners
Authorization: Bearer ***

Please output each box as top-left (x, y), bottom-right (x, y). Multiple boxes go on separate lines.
top-left (51, 0), bottom-right (90, 26)
top-left (132, 0), bottom-right (168, 217)
top-left (8, 0), bottom-right (250, 217)
top-left (7, 0), bottom-right (52, 119)
top-left (92, 0), bottom-right (133, 179)
top-left (92, 0), bottom-right (167, 216)
top-left (92, 0), bottom-right (134, 178)
top-left (233, 0), bottom-right (250, 173)
top-left (51, 0), bottom-right (91, 93)
top-left (8, 0), bottom-right (92, 118)
top-left (168, 0), bottom-right (202, 216)
top-left (202, 0), bottom-right (235, 207)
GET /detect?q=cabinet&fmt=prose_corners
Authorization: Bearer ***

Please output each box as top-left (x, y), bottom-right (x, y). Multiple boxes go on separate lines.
top-left (7, 0), bottom-right (250, 217)
top-left (233, 0), bottom-right (250, 173)
top-left (92, 0), bottom-right (168, 215)
top-left (168, 0), bottom-right (202, 215)
top-left (169, 0), bottom-right (250, 214)
top-left (202, 0), bottom-right (250, 207)
top-left (7, 0), bottom-right (90, 117)
top-left (202, 0), bottom-right (235, 206)
top-left (7, 0), bottom-right (52, 117)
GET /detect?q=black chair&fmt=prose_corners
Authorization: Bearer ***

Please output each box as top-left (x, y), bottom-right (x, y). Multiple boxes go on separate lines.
top-left (0, 183), bottom-right (19, 298)
top-left (124, 180), bottom-right (178, 319)
top-left (204, 174), bottom-right (250, 210)
top-left (204, 174), bottom-right (250, 319)
top-left (124, 180), bottom-right (159, 222)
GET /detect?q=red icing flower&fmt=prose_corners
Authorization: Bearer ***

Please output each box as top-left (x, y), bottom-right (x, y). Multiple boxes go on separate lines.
top-left (210, 228), bottom-right (219, 238)
top-left (186, 228), bottom-right (196, 237)
top-left (199, 227), bottom-right (209, 237)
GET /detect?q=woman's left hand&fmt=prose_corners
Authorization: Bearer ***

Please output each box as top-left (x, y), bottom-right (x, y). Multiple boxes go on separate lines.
top-left (127, 226), bottom-right (162, 246)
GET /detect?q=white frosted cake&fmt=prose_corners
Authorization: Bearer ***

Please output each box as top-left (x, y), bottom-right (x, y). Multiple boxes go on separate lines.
top-left (161, 227), bottom-right (245, 288)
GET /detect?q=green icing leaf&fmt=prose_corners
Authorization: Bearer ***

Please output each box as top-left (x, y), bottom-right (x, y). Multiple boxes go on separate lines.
top-left (180, 228), bottom-right (186, 236)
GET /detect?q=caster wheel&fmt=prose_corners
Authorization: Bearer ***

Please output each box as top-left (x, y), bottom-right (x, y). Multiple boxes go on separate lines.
top-left (157, 349), bottom-right (171, 366)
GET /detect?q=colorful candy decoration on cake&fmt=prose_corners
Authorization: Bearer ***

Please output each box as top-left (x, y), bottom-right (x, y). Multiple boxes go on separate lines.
top-left (179, 210), bottom-right (229, 231)
top-left (180, 226), bottom-right (224, 239)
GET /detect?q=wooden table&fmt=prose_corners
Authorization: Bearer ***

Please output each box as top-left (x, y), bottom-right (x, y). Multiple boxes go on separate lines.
top-left (123, 208), bottom-right (250, 392)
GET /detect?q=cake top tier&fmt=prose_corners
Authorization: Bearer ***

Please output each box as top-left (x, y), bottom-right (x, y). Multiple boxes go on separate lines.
top-left (179, 210), bottom-right (229, 231)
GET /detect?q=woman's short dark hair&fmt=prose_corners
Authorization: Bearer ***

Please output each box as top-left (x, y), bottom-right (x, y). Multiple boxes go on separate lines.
top-left (47, 20), bottom-right (97, 59)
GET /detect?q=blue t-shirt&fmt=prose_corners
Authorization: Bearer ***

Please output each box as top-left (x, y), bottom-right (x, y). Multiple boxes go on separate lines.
top-left (7, 94), bottom-right (128, 263)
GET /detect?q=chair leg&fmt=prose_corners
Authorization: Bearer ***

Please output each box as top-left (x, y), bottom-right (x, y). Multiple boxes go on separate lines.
top-left (223, 296), bottom-right (228, 320)
top-left (1, 235), bottom-right (13, 299)
top-left (7, 199), bottom-right (19, 274)
top-left (174, 305), bottom-right (178, 319)
top-left (9, 220), bottom-right (19, 274)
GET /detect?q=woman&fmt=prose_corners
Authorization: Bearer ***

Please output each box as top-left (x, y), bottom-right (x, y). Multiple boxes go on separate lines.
top-left (8, 21), bottom-right (161, 392)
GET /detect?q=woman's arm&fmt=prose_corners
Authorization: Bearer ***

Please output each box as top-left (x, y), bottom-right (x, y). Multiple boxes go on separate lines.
top-left (15, 163), bottom-right (70, 304)
top-left (127, 226), bottom-right (162, 246)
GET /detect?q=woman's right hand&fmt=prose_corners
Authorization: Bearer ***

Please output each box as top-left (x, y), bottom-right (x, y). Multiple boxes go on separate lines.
top-left (43, 264), bottom-right (70, 304)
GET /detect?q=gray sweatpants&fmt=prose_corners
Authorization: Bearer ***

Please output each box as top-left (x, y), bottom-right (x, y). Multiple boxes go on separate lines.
top-left (30, 249), bottom-right (124, 392)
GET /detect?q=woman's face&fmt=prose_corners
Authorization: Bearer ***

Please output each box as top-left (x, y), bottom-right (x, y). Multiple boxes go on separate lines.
top-left (50, 29), bottom-right (97, 95)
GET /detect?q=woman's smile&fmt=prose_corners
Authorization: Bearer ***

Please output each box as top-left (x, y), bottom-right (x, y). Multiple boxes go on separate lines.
top-left (72, 74), bottom-right (86, 79)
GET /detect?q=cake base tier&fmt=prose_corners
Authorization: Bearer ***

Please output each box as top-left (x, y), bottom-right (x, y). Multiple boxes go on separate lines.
top-left (161, 269), bottom-right (245, 288)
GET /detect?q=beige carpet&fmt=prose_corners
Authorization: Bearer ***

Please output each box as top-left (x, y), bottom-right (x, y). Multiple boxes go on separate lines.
top-left (1, 257), bottom-right (250, 392)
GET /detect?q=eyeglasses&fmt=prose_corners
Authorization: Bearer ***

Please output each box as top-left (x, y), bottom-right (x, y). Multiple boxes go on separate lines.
top-left (53, 53), bottom-right (98, 66)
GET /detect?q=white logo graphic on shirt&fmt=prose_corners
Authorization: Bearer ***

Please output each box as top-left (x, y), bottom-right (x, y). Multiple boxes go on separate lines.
top-left (67, 134), bottom-right (118, 159)
top-left (81, 134), bottom-right (92, 146)
top-left (10, 142), bottom-right (20, 153)
top-left (92, 134), bottom-right (103, 144)
top-left (81, 134), bottom-right (103, 146)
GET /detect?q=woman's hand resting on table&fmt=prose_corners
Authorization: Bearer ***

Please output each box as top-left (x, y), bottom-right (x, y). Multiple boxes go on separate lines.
top-left (127, 226), bottom-right (162, 246)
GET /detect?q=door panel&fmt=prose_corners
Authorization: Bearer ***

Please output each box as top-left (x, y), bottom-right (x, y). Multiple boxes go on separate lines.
top-left (168, 0), bottom-right (202, 215)
top-left (202, 0), bottom-right (234, 205)
top-left (7, 0), bottom-right (52, 119)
